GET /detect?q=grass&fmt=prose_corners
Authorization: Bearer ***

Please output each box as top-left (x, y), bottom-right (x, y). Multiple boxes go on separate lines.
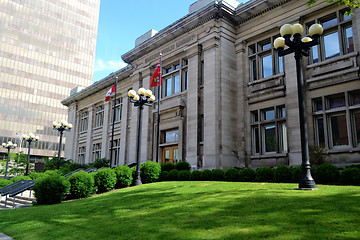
top-left (0, 181), bottom-right (359, 240)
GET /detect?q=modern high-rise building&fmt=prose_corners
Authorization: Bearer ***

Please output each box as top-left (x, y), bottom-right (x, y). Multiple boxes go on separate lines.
top-left (0, 0), bottom-right (100, 160)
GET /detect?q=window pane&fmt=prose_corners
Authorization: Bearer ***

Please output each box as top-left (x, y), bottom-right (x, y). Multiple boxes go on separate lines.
top-left (354, 112), bottom-right (360, 147)
top-left (165, 150), bottom-right (170, 162)
top-left (165, 67), bottom-right (172, 74)
top-left (165, 130), bottom-right (179, 143)
top-left (278, 56), bottom-right (283, 73)
top-left (261, 42), bottom-right (271, 51)
top-left (330, 114), bottom-right (348, 146)
top-left (281, 123), bottom-right (288, 152)
top-left (278, 107), bottom-right (286, 118)
top-left (174, 75), bottom-right (180, 94)
top-left (329, 96), bottom-right (345, 109)
top-left (317, 118), bottom-right (325, 146)
top-left (174, 64), bottom-right (180, 70)
top-left (251, 111), bottom-right (258, 123)
top-left (251, 59), bottom-right (257, 81)
top-left (253, 127), bottom-right (260, 154)
top-left (248, 44), bottom-right (256, 55)
top-left (351, 92), bottom-right (360, 105)
top-left (324, 32), bottom-right (340, 60)
top-left (165, 78), bottom-right (172, 96)
top-left (343, 12), bottom-right (351, 21)
top-left (174, 149), bottom-right (178, 163)
top-left (345, 27), bottom-right (354, 53)
top-left (265, 125), bottom-right (276, 152)
top-left (322, 17), bottom-right (337, 28)
top-left (264, 109), bottom-right (275, 120)
top-left (312, 45), bottom-right (319, 63)
top-left (184, 71), bottom-right (188, 90)
top-left (313, 98), bottom-right (323, 111)
top-left (261, 54), bottom-right (273, 78)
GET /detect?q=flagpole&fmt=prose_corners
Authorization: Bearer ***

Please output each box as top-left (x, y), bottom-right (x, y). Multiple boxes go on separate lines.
top-left (109, 77), bottom-right (118, 168)
top-left (155, 54), bottom-right (162, 163)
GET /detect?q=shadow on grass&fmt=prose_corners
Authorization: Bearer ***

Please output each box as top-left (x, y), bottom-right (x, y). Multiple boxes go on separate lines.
top-left (0, 182), bottom-right (359, 240)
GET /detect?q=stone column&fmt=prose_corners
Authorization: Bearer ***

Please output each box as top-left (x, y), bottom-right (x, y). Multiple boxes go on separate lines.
top-left (85, 106), bottom-right (94, 164)
top-left (119, 93), bottom-right (128, 165)
top-left (185, 45), bottom-right (201, 169)
top-left (284, 54), bottom-right (302, 166)
top-left (202, 37), bottom-right (220, 169)
top-left (64, 102), bottom-right (77, 161)
top-left (101, 101), bottom-right (110, 160)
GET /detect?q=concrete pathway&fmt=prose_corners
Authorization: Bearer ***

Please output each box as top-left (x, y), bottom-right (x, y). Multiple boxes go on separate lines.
top-left (0, 232), bottom-right (13, 240)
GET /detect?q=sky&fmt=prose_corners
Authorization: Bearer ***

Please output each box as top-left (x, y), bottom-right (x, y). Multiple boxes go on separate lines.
top-left (93, 0), bottom-right (198, 82)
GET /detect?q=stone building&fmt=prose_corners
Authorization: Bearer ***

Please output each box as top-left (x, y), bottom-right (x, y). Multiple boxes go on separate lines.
top-left (0, 0), bottom-right (100, 159)
top-left (62, 0), bottom-right (360, 169)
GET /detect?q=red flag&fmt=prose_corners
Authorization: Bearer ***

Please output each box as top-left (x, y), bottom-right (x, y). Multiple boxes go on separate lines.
top-left (150, 62), bottom-right (162, 87)
top-left (105, 83), bottom-right (116, 102)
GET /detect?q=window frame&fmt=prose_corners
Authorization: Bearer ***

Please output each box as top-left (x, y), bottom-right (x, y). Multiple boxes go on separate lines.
top-left (94, 105), bottom-right (104, 128)
top-left (161, 59), bottom-right (188, 98)
top-left (80, 111), bottom-right (88, 132)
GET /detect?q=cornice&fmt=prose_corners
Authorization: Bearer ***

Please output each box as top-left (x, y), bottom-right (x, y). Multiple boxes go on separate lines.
top-left (61, 65), bottom-right (133, 106)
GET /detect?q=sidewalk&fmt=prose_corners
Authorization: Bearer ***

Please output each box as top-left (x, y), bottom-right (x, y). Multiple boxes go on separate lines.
top-left (0, 232), bottom-right (13, 240)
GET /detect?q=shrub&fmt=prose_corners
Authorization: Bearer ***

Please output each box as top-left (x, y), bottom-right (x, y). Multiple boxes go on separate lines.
top-left (178, 170), bottom-right (191, 181)
top-left (274, 165), bottom-right (292, 182)
top-left (211, 169), bottom-right (226, 181)
top-left (114, 165), bottom-right (133, 188)
top-left (340, 167), bottom-right (360, 185)
top-left (161, 162), bottom-right (175, 172)
top-left (225, 168), bottom-right (241, 182)
top-left (159, 171), bottom-right (169, 182)
top-left (140, 161), bottom-right (161, 184)
top-left (11, 175), bottom-right (31, 183)
top-left (69, 172), bottom-right (94, 199)
top-left (313, 164), bottom-right (339, 184)
top-left (175, 161), bottom-right (191, 171)
top-left (93, 168), bottom-right (116, 193)
top-left (91, 158), bottom-right (110, 169)
top-left (201, 169), bottom-right (212, 181)
top-left (345, 164), bottom-right (360, 169)
top-left (309, 145), bottom-right (329, 167)
top-left (239, 168), bottom-right (256, 182)
top-left (168, 169), bottom-right (179, 181)
top-left (291, 166), bottom-right (302, 183)
top-left (29, 172), bottom-right (45, 180)
top-left (33, 174), bottom-right (70, 205)
top-left (190, 170), bottom-right (202, 181)
top-left (255, 167), bottom-right (274, 182)
top-left (0, 178), bottom-right (12, 188)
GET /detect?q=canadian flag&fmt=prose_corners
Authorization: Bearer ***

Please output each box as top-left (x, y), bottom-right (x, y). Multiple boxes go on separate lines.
top-left (105, 83), bottom-right (116, 102)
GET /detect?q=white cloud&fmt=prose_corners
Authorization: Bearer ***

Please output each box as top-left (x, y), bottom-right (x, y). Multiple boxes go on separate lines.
top-left (94, 59), bottom-right (127, 72)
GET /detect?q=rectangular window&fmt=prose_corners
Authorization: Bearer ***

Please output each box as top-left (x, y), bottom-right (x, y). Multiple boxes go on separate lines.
top-left (164, 129), bottom-right (179, 143)
top-left (162, 60), bottom-right (187, 97)
top-left (174, 74), bottom-right (180, 94)
top-left (80, 111), bottom-right (88, 132)
top-left (165, 78), bottom-right (172, 97)
top-left (113, 98), bottom-right (122, 122)
top-left (324, 32), bottom-right (340, 60)
top-left (330, 114), bottom-right (349, 147)
top-left (308, 10), bottom-right (354, 64)
top-left (312, 92), bottom-right (360, 149)
top-left (251, 106), bottom-right (287, 155)
top-left (78, 146), bottom-right (86, 164)
top-left (92, 143), bottom-right (101, 162)
top-left (109, 139), bottom-right (120, 166)
top-left (95, 105), bottom-right (104, 127)
top-left (261, 54), bottom-right (273, 78)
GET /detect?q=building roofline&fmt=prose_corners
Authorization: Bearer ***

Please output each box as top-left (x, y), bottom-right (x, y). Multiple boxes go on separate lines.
top-left (61, 65), bottom-right (133, 106)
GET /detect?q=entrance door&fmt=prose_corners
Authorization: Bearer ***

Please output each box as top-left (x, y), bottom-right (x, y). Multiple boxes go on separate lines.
top-left (162, 146), bottom-right (179, 164)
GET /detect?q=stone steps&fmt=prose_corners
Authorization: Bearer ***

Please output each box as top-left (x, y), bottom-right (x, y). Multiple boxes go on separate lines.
top-left (0, 190), bottom-right (35, 209)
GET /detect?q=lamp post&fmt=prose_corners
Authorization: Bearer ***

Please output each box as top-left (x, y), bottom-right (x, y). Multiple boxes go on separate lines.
top-left (2, 141), bottom-right (17, 178)
top-left (52, 120), bottom-right (72, 169)
top-left (22, 133), bottom-right (39, 175)
top-left (274, 23), bottom-right (323, 189)
top-left (128, 87), bottom-right (156, 186)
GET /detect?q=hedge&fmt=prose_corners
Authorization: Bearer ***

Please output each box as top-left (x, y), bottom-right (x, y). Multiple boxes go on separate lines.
top-left (140, 161), bottom-right (161, 184)
top-left (114, 165), bottom-right (133, 188)
top-left (33, 174), bottom-right (70, 205)
top-left (93, 168), bottom-right (116, 193)
top-left (69, 171), bottom-right (94, 199)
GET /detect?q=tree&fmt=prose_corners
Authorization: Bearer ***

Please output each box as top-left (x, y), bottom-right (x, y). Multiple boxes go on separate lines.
top-left (307, 0), bottom-right (360, 15)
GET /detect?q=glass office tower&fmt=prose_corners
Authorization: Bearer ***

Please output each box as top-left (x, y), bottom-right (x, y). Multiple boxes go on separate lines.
top-left (0, 0), bottom-right (100, 160)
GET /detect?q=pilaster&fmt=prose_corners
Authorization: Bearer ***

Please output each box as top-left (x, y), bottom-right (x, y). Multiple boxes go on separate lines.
top-left (85, 106), bottom-right (94, 164)
top-left (64, 102), bottom-right (77, 161)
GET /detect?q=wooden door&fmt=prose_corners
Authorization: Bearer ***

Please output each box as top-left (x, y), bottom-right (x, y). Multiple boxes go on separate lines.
top-left (162, 146), bottom-right (179, 164)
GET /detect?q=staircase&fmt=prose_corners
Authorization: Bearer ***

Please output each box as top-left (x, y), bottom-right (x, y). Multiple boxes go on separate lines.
top-left (0, 190), bottom-right (36, 209)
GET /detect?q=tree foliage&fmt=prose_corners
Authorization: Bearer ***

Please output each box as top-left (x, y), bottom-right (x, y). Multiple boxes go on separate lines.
top-left (307, 0), bottom-right (359, 15)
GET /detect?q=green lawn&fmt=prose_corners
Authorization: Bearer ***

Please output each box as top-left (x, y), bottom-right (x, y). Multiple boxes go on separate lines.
top-left (0, 182), bottom-right (359, 240)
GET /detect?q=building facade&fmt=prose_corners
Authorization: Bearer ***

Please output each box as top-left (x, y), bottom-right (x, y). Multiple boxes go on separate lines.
top-left (62, 0), bottom-right (360, 169)
top-left (0, 0), bottom-right (100, 159)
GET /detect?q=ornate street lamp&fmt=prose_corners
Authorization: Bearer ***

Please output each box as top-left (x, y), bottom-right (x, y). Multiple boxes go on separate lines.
top-left (52, 120), bottom-right (72, 169)
top-left (2, 141), bottom-right (17, 178)
top-left (128, 87), bottom-right (156, 186)
top-left (22, 133), bottom-right (39, 175)
top-left (274, 23), bottom-right (323, 189)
